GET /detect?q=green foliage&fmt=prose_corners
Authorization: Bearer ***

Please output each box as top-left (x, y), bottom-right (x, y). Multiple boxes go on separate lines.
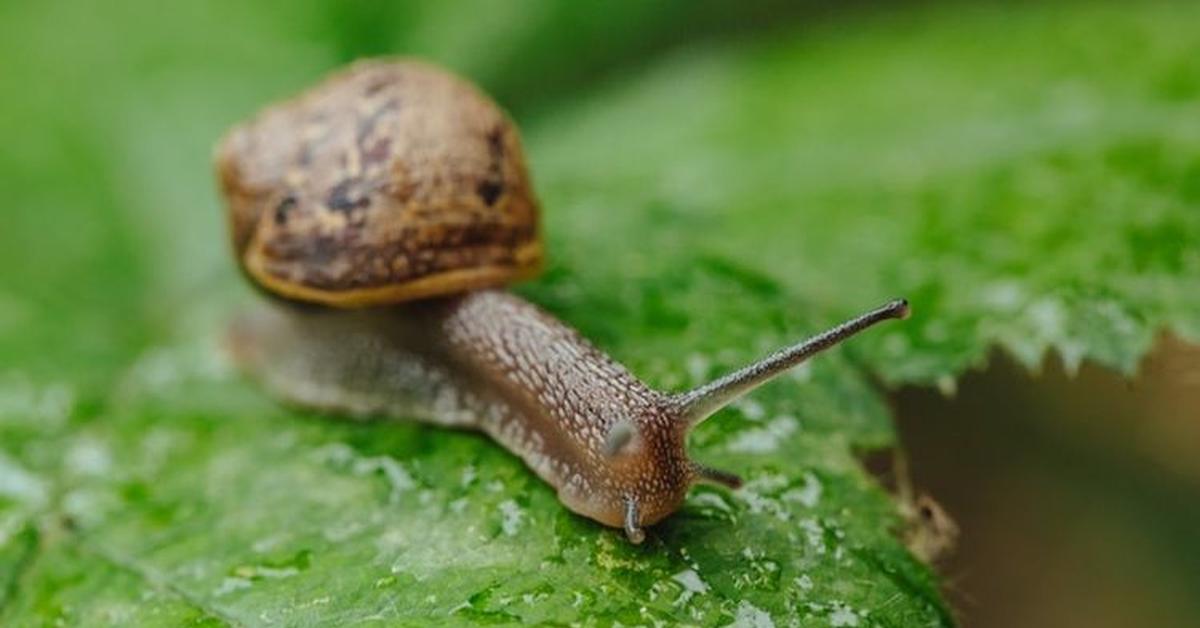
top-left (529, 1), bottom-right (1200, 386)
top-left (2, 0), bottom-right (1197, 625)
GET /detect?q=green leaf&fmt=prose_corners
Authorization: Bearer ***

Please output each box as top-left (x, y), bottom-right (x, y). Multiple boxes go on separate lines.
top-left (528, 1), bottom-right (1200, 386)
top-left (3, 0), bottom-right (1196, 625)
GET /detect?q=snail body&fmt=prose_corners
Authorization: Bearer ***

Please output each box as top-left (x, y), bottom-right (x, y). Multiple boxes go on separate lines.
top-left (230, 289), bottom-right (693, 532)
top-left (217, 60), bottom-right (908, 543)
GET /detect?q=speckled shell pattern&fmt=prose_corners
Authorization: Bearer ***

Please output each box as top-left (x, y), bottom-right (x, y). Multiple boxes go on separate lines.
top-left (217, 60), bottom-right (542, 307)
top-left (230, 290), bottom-right (697, 528)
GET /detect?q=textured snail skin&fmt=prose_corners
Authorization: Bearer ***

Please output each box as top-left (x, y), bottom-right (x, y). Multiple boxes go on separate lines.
top-left (228, 289), bottom-right (910, 541)
top-left (230, 290), bottom-right (695, 531)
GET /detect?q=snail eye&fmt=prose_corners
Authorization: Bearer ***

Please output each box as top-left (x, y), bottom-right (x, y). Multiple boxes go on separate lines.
top-left (602, 420), bottom-right (638, 458)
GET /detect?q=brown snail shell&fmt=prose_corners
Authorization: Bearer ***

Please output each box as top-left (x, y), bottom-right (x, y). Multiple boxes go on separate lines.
top-left (216, 59), bottom-right (542, 307)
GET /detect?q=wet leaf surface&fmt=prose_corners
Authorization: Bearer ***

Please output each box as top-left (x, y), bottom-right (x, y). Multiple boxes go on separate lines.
top-left (3, 1), bottom-right (1197, 625)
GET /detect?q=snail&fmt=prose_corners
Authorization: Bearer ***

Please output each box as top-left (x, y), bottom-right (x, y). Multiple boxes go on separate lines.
top-left (215, 59), bottom-right (909, 544)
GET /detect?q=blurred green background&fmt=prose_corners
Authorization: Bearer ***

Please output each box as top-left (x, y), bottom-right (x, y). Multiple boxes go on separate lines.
top-left (2, 1), bottom-right (1199, 626)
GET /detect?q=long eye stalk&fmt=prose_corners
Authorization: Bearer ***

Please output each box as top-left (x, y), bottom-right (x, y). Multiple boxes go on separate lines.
top-left (674, 299), bottom-right (909, 426)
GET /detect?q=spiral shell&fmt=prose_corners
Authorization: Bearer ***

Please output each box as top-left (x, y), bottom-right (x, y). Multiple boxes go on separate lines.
top-left (217, 59), bottom-right (542, 307)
